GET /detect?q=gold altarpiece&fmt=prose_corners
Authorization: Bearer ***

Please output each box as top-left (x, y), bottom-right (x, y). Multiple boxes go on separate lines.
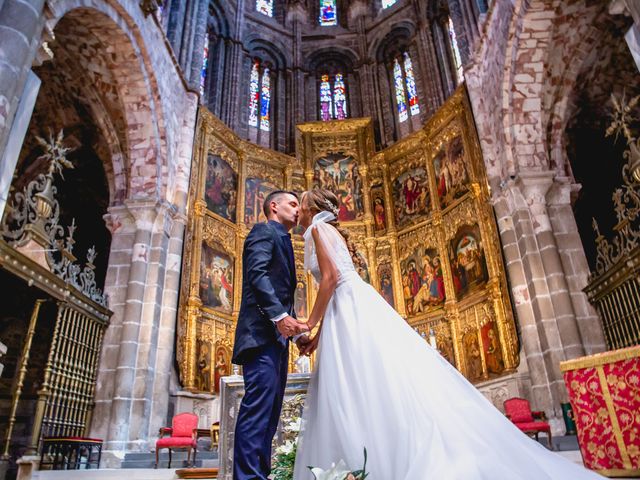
top-left (177, 86), bottom-right (519, 393)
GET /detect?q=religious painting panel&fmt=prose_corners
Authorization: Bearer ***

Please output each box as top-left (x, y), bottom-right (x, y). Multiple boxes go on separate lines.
top-left (463, 331), bottom-right (483, 381)
top-left (244, 176), bottom-right (277, 225)
top-left (213, 341), bottom-right (232, 394)
top-left (481, 321), bottom-right (504, 376)
top-left (294, 278), bottom-right (308, 319)
top-left (392, 165), bottom-right (431, 229)
top-left (199, 241), bottom-right (234, 313)
top-left (435, 324), bottom-right (456, 367)
top-left (377, 260), bottom-right (395, 308)
top-left (400, 246), bottom-right (445, 317)
top-left (350, 244), bottom-right (370, 283)
top-left (313, 153), bottom-right (363, 222)
top-left (433, 135), bottom-right (469, 209)
top-left (195, 338), bottom-right (212, 393)
top-left (204, 154), bottom-right (238, 222)
top-left (449, 224), bottom-right (489, 300)
top-left (370, 181), bottom-right (387, 235)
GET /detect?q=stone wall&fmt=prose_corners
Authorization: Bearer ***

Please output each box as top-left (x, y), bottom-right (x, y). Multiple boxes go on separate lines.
top-left (0, 0), bottom-right (198, 462)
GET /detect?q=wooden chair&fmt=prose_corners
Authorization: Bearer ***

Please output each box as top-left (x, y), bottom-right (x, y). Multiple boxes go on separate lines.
top-left (155, 412), bottom-right (198, 468)
top-left (504, 397), bottom-right (554, 449)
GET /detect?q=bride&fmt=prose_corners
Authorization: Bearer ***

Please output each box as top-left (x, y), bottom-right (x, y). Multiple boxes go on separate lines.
top-left (292, 188), bottom-right (599, 480)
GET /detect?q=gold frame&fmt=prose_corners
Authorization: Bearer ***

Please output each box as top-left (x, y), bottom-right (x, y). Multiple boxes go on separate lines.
top-left (178, 86), bottom-right (519, 392)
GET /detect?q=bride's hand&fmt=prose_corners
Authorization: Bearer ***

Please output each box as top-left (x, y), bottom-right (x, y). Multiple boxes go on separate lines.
top-left (300, 334), bottom-right (320, 356)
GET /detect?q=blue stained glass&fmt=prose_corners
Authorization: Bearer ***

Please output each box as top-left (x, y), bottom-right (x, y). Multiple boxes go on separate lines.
top-left (333, 73), bottom-right (347, 120)
top-left (200, 34), bottom-right (209, 97)
top-left (403, 52), bottom-right (420, 116)
top-left (319, 0), bottom-right (337, 26)
top-left (448, 17), bottom-right (464, 84)
top-left (248, 61), bottom-right (260, 127)
top-left (393, 59), bottom-right (408, 122)
top-left (320, 74), bottom-right (333, 121)
top-left (259, 68), bottom-right (271, 132)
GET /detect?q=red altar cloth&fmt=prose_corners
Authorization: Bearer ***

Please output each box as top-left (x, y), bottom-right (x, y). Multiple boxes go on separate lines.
top-left (560, 346), bottom-right (640, 478)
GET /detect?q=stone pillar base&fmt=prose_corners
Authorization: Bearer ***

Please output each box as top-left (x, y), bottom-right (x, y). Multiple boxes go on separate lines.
top-left (172, 390), bottom-right (220, 432)
top-left (15, 455), bottom-right (39, 480)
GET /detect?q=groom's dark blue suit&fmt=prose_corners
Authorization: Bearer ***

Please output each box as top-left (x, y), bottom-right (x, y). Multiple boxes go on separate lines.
top-left (232, 220), bottom-right (296, 480)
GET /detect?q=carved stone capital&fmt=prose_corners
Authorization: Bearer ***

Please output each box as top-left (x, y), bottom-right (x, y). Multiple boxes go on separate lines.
top-left (103, 204), bottom-right (136, 235)
top-left (123, 199), bottom-right (160, 231)
top-left (516, 171), bottom-right (555, 233)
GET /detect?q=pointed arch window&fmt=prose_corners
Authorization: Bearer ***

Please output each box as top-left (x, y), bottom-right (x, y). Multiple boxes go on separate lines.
top-left (382, 0), bottom-right (397, 8)
top-left (392, 52), bottom-right (420, 123)
top-left (248, 61), bottom-right (260, 127)
top-left (199, 33), bottom-right (210, 97)
top-left (447, 17), bottom-right (464, 84)
top-left (319, 0), bottom-right (337, 26)
top-left (248, 60), bottom-right (271, 132)
top-left (260, 68), bottom-right (271, 132)
top-left (318, 73), bottom-right (348, 121)
top-left (256, 0), bottom-right (273, 17)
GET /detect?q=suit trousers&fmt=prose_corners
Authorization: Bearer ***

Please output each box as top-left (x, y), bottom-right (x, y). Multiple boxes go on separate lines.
top-left (233, 340), bottom-right (289, 479)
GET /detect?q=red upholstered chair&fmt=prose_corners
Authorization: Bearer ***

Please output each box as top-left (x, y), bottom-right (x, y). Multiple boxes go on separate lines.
top-left (155, 412), bottom-right (198, 468)
top-left (504, 397), bottom-right (553, 449)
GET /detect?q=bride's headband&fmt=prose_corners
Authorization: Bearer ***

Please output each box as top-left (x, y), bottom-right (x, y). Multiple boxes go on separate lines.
top-left (323, 198), bottom-right (339, 217)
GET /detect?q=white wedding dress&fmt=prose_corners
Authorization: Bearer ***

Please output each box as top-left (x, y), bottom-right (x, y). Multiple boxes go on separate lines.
top-left (292, 212), bottom-right (599, 480)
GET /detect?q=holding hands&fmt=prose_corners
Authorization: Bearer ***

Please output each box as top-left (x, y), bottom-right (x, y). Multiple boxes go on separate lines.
top-left (276, 315), bottom-right (311, 338)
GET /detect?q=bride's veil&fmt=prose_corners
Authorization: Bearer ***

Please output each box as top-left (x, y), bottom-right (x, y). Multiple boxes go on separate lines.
top-left (303, 211), bottom-right (351, 274)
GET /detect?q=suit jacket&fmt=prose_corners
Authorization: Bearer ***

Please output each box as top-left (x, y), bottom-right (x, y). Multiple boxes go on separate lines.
top-left (232, 220), bottom-right (297, 364)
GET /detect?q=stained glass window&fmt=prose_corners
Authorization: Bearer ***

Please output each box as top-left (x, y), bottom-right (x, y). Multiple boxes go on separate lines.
top-left (200, 34), bottom-right (209, 97)
top-left (382, 0), bottom-right (397, 8)
top-left (333, 73), bottom-right (347, 120)
top-left (403, 52), bottom-right (419, 116)
top-left (319, 0), bottom-right (337, 26)
top-left (319, 74), bottom-right (333, 122)
top-left (259, 68), bottom-right (271, 132)
top-left (248, 61), bottom-right (260, 127)
top-left (447, 17), bottom-right (464, 84)
top-left (256, 0), bottom-right (273, 16)
top-left (393, 59), bottom-right (408, 122)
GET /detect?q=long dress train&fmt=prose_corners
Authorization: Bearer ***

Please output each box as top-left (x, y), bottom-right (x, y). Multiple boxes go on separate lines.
top-left (292, 213), bottom-right (600, 480)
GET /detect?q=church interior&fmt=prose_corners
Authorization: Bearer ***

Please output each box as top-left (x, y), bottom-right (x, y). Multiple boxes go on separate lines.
top-left (0, 0), bottom-right (639, 478)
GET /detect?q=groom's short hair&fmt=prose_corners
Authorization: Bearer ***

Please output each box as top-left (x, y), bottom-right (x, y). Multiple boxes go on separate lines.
top-left (263, 190), bottom-right (298, 218)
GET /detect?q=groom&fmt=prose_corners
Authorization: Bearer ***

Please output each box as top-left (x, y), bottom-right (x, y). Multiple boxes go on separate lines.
top-left (232, 190), bottom-right (309, 480)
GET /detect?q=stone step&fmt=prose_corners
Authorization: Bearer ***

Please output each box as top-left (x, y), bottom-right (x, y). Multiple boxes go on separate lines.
top-left (34, 468), bottom-right (183, 479)
top-left (122, 450), bottom-right (219, 469)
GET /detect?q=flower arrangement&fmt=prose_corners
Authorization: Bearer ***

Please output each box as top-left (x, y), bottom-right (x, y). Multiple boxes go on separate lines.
top-left (270, 394), bottom-right (369, 480)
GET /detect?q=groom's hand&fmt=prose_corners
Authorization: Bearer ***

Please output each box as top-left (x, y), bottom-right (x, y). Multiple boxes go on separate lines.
top-left (276, 315), bottom-right (304, 338)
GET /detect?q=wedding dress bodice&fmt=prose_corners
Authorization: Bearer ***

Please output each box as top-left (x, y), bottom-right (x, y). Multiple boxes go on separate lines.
top-left (303, 213), bottom-right (357, 285)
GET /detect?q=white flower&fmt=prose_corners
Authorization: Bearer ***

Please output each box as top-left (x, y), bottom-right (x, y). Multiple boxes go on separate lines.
top-left (275, 440), bottom-right (296, 456)
top-left (285, 417), bottom-right (302, 433)
top-left (310, 460), bottom-right (351, 480)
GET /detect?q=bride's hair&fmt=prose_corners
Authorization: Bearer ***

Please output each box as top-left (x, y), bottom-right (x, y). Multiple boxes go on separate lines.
top-left (302, 188), bottom-right (360, 267)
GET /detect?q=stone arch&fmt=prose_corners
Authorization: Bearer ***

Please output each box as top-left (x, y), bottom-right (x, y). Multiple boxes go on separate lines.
top-left (47, 1), bottom-right (169, 203)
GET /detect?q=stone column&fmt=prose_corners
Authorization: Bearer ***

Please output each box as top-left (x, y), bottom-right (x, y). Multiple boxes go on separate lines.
top-left (547, 178), bottom-right (605, 354)
top-left (0, 0), bottom-right (46, 165)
